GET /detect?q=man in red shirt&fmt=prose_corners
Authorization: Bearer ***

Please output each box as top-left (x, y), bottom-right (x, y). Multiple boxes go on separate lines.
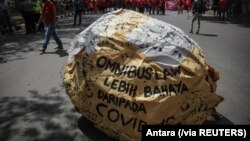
top-left (177, 0), bottom-right (183, 14)
top-left (37, 0), bottom-right (63, 53)
top-left (219, 0), bottom-right (228, 20)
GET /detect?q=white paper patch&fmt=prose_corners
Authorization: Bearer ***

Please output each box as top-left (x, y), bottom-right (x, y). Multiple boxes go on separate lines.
top-left (125, 18), bottom-right (196, 68)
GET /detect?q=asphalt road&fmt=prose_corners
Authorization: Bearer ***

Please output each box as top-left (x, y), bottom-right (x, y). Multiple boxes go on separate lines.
top-left (0, 10), bottom-right (249, 141)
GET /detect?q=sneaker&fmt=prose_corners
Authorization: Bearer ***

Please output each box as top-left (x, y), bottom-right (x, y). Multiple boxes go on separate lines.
top-left (39, 47), bottom-right (46, 53)
top-left (189, 30), bottom-right (193, 34)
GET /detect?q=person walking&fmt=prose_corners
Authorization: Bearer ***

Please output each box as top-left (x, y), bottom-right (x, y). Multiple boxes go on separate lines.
top-left (73, 0), bottom-right (83, 25)
top-left (189, 0), bottom-right (205, 34)
top-left (37, 0), bottom-right (63, 53)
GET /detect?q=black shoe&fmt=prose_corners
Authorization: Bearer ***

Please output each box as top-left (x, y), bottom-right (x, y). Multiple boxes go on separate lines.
top-left (78, 23), bottom-right (81, 25)
top-left (72, 23), bottom-right (76, 26)
top-left (39, 47), bottom-right (46, 53)
top-left (189, 30), bottom-right (193, 34)
top-left (195, 31), bottom-right (199, 34)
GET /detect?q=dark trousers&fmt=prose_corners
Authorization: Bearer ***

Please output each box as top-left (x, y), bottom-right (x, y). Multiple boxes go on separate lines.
top-left (0, 14), bottom-right (13, 32)
top-left (161, 6), bottom-right (165, 15)
top-left (139, 7), bottom-right (144, 13)
top-left (74, 10), bottom-right (82, 25)
top-left (34, 13), bottom-right (44, 31)
top-left (219, 9), bottom-right (226, 20)
top-left (22, 12), bottom-right (36, 33)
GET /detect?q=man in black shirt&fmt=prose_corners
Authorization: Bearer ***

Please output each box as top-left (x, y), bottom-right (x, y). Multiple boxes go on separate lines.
top-left (189, 0), bottom-right (205, 34)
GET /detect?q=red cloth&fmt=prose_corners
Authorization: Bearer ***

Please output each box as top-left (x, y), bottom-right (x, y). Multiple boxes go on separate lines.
top-left (219, 0), bottom-right (228, 10)
top-left (166, 0), bottom-right (178, 10)
top-left (146, 0), bottom-right (152, 6)
top-left (177, 0), bottom-right (183, 5)
top-left (42, 1), bottom-right (56, 24)
top-left (159, 0), bottom-right (165, 7)
top-left (186, 0), bottom-right (192, 6)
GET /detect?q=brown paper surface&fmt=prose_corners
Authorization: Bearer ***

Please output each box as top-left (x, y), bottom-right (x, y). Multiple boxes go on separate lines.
top-left (63, 9), bottom-right (223, 141)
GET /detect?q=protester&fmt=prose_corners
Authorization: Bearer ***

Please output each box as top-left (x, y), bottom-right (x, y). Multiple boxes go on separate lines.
top-left (20, 0), bottom-right (36, 34)
top-left (185, 0), bottom-right (193, 18)
top-left (37, 0), bottom-right (63, 53)
top-left (177, 0), bottom-right (183, 14)
top-left (233, 0), bottom-right (241, 17)
top-left (159, 0), bottom-right (165, 15)
top-left (189, 0), bottom-right (205, 34)
top-left (138, 0), bottom-right (145, 13)
top-left (219, 0), bottom-right (228, 20)
top-left (212, 0), bottom-right (219, 19)
top-left (73, 0), bottom-right (83, 25)
top-left (227, 0), bottom-right (232, 17)
top-left (0, 0), bottom-right (13, 33)
top-left (33, 0), bottom-right (44, 32)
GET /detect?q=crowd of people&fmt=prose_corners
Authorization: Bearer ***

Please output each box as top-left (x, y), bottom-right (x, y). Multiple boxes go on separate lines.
top-left (70, 0), bottom-right (167, 15)
top-left (211, 0), bottom-right (242, 20)
top-left (0, 0), bottom-right (247, 36)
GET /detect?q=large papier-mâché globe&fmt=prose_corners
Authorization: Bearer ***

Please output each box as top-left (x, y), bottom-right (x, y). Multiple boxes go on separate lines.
top-left (64, 9), bottom-right (223, 141)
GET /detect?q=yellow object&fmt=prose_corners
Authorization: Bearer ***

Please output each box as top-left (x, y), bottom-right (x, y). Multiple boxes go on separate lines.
top-left (64, 9), bottom-right (223, 141)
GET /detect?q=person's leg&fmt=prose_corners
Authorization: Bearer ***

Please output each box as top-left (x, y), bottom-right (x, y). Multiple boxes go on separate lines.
top-left (26, 13), bottom-right (33, 33)
top-left (178, 5), bottom-right (180, 14)
top-left (180, 4), bottom-right (183, 14)
top-left (22, 13), bottom-right (30, 34)
top-left (162, 6), bottom-right (165, 15)
top-left (73, 10), bottom-right (77, 25)
top-left (190, 12), bottom-right (198, 33)
top-left (79, 10), bottom-right (82, 25)
top-left (213, 8), bottom-right (216, 18)
top-left (42, 23), bottom-right (53, 51)
top-left (52, 26), bottom-right (63, 49)
top-left (196, 13), bottom-right (201, 34)
top-left (186, 6), bottom-right (189, 18)
top-left (6, 15), bottom-right (13, 32)
top-left (218, 8), bottom-right (222, 19)
top-left (222, 10), bottom-right (225, 20)
top-left (30, 12), bottom-right (36, 32)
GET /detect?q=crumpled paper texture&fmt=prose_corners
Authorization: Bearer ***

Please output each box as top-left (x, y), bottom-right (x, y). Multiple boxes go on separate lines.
top-left (64, 9), bottom-right (223, 141)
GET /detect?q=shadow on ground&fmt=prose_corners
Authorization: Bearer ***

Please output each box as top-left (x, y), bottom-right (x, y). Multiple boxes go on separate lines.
top-left (78, 116), bottom-right (117, 141)
top-left (0, 86), bottom-right (233, 141)
top-left (0, 34), bottom-right (42, 64)
top-left (0, 87), bottom-right (82, 141)
top-left (197, 33), bottom-right (218, 37)
top-left (39, 49), bottom-right (68, 57)
top-left (202, 15), bottom-right (250, 28)
top-left (204, 112), bottom-right (234, 125)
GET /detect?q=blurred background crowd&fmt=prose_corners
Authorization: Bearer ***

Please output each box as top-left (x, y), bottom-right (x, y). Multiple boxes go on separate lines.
top-left (0, 0), bottom-right (249, 35)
